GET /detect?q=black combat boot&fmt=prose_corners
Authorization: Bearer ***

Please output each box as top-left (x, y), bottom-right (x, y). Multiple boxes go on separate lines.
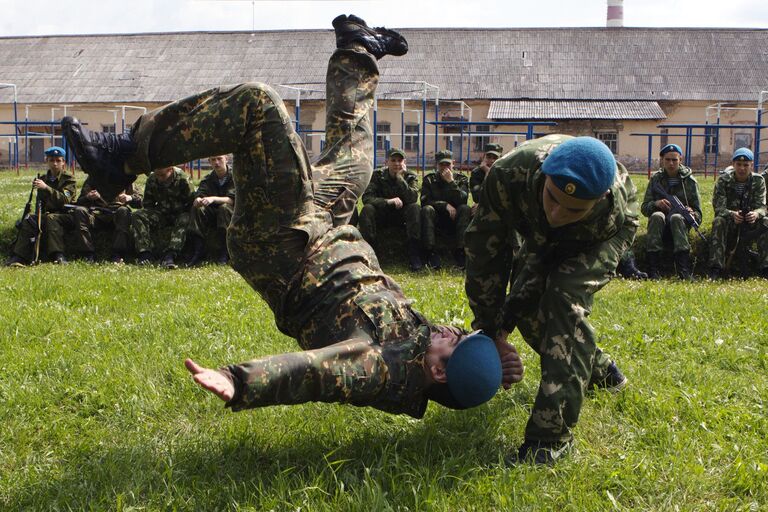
top-left (161, 252), bottom-right (178, 270)
top-left (187, 235), bottom-right (206, 267)
top-left (61, 116), bottom-right (137, 187)
top-left (646, 251), bottom-right (661, 280)
top-left (507, 439), bottom-right (573, 466)
top-left (51, 252), bottom-right (68, 265)
top-left (407, 239), bottom-right (423, 272)
top-left (82, 252), bottom-right (96, 263)
top-left (332, 14), bottom-right (408, 59)
top-left (674, 250), bottom-right (692, 280)
top-left (617, 256), bottom-right (648, 279)
top-left (424, 249), bottom-right (441, 270)
top-left (5, 254), bottom-right (28, 267)
top-left (708, 266), bottom-right (722, 280)
top-left (216, 230), bottom-right (229, 265)
top-left (453, 247), bottom-right (466, 270)
top-left (136, 251), bottom-right (153, 266)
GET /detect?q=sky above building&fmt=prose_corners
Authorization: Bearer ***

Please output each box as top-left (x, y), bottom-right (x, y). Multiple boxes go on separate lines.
top-left (1, 0), bottom-right (767, 36)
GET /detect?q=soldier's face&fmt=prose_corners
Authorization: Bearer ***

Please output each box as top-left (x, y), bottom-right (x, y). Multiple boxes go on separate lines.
top-left (438, 161), bottom-right (453, 173)
top-left (733, 160), bottom-right (753, 182)
top-left (542, 177), bottom-right (600, 228)
top-left (46, 156), bottom-right (66, 174)
top-left (154, 166), bottom-right (174, 182)
top-left (662, 153), bottom-right (681, 174)
top-left (482, 153), bottom-right (498, 168)
top-left (209, 155), bottom-right (228, 173)
top-left (387, 155), bottom-right (405, 175)
top-left (425, 328), bottom-right (463, 383)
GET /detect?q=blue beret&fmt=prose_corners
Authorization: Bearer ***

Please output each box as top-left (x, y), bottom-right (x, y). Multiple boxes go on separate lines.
top-left (660, 143), bottom-right (683, 156)
top-left (44, 146), bottom-right (66, 158)
top-left (541, 137), bottom-right (616, 200)
top-left (446, 332), bottom-right (501, 408)
top-left (732, 148), bottom-right (754, 162)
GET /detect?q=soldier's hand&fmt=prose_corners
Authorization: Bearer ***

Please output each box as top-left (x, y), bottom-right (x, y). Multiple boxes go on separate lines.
top-left (471, 203), bottom-right (478, 215)
top-left (86, 190), bottom-right (101, 201)
top-left (655, 199), bottom-right (671, 213)
top-left (193, 197), bottom-right (204, 208)
top-left (440, 168), bottom-right (454, 183)
top-left (32, 178), bottom-right (49, 191)
top-left (733, 210), bottom-right (744, 224)
top-left (446, 203), bottom-right (457, 220)
top-left (494, 333), bottom-right (524, 389)
top-left (185, 358), bottom-right (234, 401)
top-left (117, 193), bottom-right (131, 204)
top-left (387, 197), bottom-right (403, 209)
top-left (745, 211), bottom-right (758, 224)
top-left (201, 197), bottom-right (214, 206)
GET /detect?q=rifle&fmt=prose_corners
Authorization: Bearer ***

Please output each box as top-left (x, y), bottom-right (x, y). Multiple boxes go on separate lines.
top-left (32, 192), bottom-right (42, 264)
top-left (652, 182), bottom-right (706, 242)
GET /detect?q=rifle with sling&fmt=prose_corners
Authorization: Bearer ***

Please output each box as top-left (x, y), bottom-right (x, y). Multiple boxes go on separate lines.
top-left (652, 182), bottom-right (706, 242)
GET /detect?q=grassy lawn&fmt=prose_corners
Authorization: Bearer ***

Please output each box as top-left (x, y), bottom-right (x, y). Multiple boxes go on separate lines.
top-left (0, 169), bottom-right (766, 511)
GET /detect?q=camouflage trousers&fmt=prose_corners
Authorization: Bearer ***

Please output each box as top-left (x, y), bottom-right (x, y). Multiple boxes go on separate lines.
top-left (131, 208), bottom-right (189, 254)
top-left (13, 211), bottom-right (89, 258)
top-left (188, 203), bottom-right (233, 250)
top-left (506, 241), bottom-right (622, 443)
top-left (68, 206), bottom-right (133, 255)
top-left (125, 47), bottom-right (379, 320)
top-left (358, 202), bottom-right (421, 245)
top-left (421, 204), bottom-right (472, 249)
top-left (12, 214), bottom-right (45, 261)
top-left (646, 211), bottom-right (691, 253)
top-left (708, 215), bottom-right (768, 269)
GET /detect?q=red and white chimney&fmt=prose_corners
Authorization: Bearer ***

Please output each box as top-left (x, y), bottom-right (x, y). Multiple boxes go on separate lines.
top-left (607, 0), bottom-right (624, 27)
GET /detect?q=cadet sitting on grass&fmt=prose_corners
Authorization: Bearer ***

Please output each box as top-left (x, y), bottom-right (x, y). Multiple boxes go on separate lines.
top-left (187, 154), bottom-right (235, 266)
top-left (62, 14), bottom-right (523, 418)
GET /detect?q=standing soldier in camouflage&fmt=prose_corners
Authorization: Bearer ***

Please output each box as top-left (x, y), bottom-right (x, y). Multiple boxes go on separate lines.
top-left (707, 148), bottom-right (768, 279)
top-left (187, 154), bottom-right (235, 266)
top-left (640, 144), bottom-right (702, 279)
top-left (69, 172), bottom-right (143, 263)
top-left (62, 14), bottom-right (522, 418)
top-left (6, 146), bottom-right (76, 266)
top-left (358, 147), bottom-right (422, 270)
top-left (131, 165), bottom-right (193, 268)
top-left (420, 150), bottom-right (471, 269)
top-left (465, 135), bottom-right (638, 464)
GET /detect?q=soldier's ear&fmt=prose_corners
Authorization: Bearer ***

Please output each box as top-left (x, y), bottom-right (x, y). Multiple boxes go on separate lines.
top-left (429, 361), bottom-right (448, 384)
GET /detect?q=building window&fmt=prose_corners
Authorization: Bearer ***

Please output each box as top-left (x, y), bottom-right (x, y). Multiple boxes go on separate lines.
top-left (660, 128), bottom-right (668, 148)
top-left (299, 123), bottom-right (313, 152)
top-left (704, 126), bottom-right (718, 155)
top-left (595, 131), bottom-right (618, 154)
top-left (404, 123), bottom-right (419, 152)
top-left (376, 122), bottom-right (391, 151)
top-left (734, 133), bottom-right (752, 152)
top-left (473, 125), bottom-right (491, 151)
top-left (100, 124), bottom-right (116, 134)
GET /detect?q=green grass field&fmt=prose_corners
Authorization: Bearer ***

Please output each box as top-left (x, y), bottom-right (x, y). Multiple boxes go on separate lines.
top-left (0, 170), bottom-right (766, 511)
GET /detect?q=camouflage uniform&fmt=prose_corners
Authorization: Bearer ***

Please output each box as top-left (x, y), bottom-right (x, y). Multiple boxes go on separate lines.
top-left (12, 170), bottom-right (76, 261)
top-left (471, 164), bottom-right (522, 251)
top-left (641, 166), bottom-right (702, 253)
top-left (465, 134), bottom-right (639, 443)
top-left (420, 170), bottom-right (471, 250)
top-left (69, 174), bottom-right (143, 256)
top-left (131, 167), bottom-right (193, 255)
top-left (188, 166), bottom-right (235, 253)
top-left (708, 171), bottom-right (768, 270)
top-left (358, 167), bottom-right (420, 246)
top-left (122, 48), bottom-right (437, 417)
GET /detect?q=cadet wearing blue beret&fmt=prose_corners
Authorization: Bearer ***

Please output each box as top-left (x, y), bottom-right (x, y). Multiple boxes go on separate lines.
top-left (465, 134), bottom-right (638, 464)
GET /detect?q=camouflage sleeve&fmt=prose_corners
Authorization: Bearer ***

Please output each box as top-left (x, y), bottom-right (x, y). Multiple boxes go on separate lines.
top-left (223, 339), bottom-right (388, 411)
top-left (43, 173), bottom-right (76, 211)
top-left (688, 177), bottom-right (703, 224)
top-left (181, 175), bottom-right (194, 209)
top-left (712, 177), bottom-right (729, 218)
top-left (398, 173), bottom-right (419, 205)
top-left (127, 183), bottom-right (143, 208)
top-left (419, 175), bottom-right (436, 207)
top-left (469, 168), bottom-right (485, 203)
top-left (361, 173), bottom-right (387, 208)
top-left (445, 177), bottom-right (469, 207)
top-left (194, 176), bottom-right (212, 199)
top-left (464, 168), bottom-right (515, 337)
top-left (752, 175), bottom-right (767, 219)
top-left (640, 174), bottom-right (658, 217)
top-left (143, 179), bottom-right (158, 208)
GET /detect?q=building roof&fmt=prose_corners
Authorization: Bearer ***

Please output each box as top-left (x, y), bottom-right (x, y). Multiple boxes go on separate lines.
top-left (488, 100), bottom-right (667, 120)
top-left (0, 27), bottom-right (766, 105)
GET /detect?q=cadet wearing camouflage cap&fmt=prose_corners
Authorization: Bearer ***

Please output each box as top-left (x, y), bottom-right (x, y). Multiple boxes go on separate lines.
top-left (6, 146), bottom-right (76, 266)
top-left (466, 135), bottom-right (638, 464)
top-left (62, 14), bottom-right (522, 418)
top-left (470, 142), bottom-right (503, 204)
top-left (358, 147), bottom-right (423, 270)
top-left (708, 148), bottom-right (768, 279)
top-left (420, 149), bottom-right (472, 269)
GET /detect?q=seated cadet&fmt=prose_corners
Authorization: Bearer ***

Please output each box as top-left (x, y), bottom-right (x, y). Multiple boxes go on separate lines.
top-left (69, 173), bottom-right (143, 263)
top-left (707, 148), bottom-right (768, 279)
top-left (358, 147), bottom-right (422, 271)
top-left (6, 146), bottom-right (76, 266)
top-left (470, 142), bottom-right (503, 209)
top-left (420, 150), bottom-right (471, 269)
top-left (187, 154), bottom-right (235, 266)
top-left (640, 144), bottom-right (702, 279)
top-left (61, 14), bottom-right (523, 418)
top-left (131, 165), bottom-right (193, 269)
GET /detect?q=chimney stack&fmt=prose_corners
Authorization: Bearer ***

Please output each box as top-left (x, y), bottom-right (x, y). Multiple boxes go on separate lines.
top-left (607, 0), bottom-right (624, 27)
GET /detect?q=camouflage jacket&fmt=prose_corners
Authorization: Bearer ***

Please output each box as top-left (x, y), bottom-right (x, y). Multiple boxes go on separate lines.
top-left (640, 166), bottom-right (703, 224)
top-left (470, 165), bottom-right (490, 203)
top-left (465, 134), bottom-right (640, 336)
top-left (38, 170), bottom-right (76, 213)
top-left (76, 174), bottom-right (142, 209)
top-left (195, 167), bottom-right (235, 201)
top-left (142, 167), bottom-right (193, 215)
top-left (420, 171), bottom-right (469, 210)
top-left (361, 168), bottom-right (419, 207)
top-left (712, 171), bottom-right (767, 220)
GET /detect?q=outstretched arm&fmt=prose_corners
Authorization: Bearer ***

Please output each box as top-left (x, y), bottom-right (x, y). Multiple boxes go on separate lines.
top-left (185, 358), bottom-right (234, 401)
